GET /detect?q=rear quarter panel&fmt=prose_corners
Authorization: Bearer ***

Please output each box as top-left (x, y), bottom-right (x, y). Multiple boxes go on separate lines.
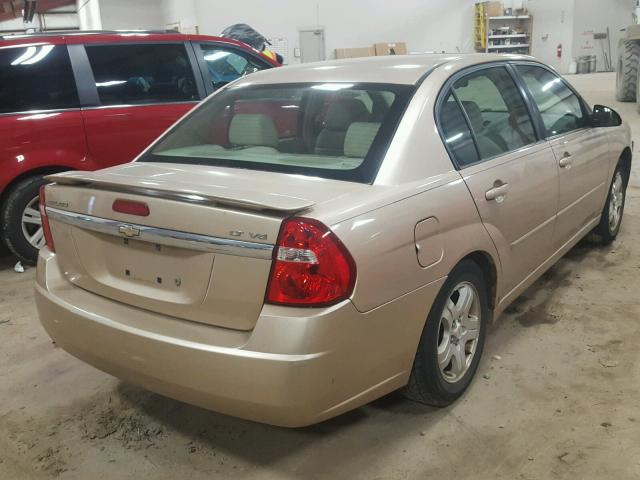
top-left (324, 174), bottom-right (500, 314)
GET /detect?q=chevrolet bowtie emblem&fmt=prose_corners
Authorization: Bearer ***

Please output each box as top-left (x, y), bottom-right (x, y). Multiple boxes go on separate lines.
top-left (119, 225), bottom-right (140, 238)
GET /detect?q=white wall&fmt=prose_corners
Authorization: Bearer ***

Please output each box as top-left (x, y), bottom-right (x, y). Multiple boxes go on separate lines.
top-left (77, 0), bottom-right (102, 30)
top-left (99, 0), bottom-right (164, 30)
top-left (572, 0), bottom-right (635, 72)
top-left (161, 0), bottom-right (197, 32)
top-left (0, 6), bottom-right (79, 33)
top-left (161, 0), bottom-right (478, 64)
top-left (1, 0), bottom-right (631, 75)
top-left (527, 0), bottom-right (575, 72)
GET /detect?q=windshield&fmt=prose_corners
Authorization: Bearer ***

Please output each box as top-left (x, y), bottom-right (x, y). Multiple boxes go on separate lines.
top-left (140, 82), bottom-right (414, 183)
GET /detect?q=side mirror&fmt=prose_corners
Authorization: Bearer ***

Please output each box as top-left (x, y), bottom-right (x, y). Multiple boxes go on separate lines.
top-left (592, 104), bottom-right (622, 127)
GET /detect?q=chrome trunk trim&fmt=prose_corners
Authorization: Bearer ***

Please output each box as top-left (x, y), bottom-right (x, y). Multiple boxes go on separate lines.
top-left (46, 207), bottom-right (274, 259)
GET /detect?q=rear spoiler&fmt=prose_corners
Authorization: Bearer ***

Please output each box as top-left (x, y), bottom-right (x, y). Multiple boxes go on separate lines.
top-left (45, 172), bottom-right (315, 214)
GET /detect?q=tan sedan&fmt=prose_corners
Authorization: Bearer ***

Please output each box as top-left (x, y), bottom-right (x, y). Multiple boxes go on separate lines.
top-left (35, 54), bottom-right (631, 427)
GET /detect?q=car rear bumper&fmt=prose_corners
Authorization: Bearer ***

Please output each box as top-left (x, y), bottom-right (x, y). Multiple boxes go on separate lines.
top-left (35, 248), bottom-right (445, 427)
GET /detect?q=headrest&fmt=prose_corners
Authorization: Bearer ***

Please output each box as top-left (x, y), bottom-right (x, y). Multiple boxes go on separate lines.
top-left (229, 113), bottom-right (278, 148)
top-left (323, 99), bottom-right (368, 131)
top-left (344, 122), bottom-right (381, 158)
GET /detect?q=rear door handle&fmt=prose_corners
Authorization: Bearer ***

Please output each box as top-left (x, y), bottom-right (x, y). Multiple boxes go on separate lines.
top-left (485, 183), bottom-right (509, 202)
top-left (559, 152), bottom-right (573, 168)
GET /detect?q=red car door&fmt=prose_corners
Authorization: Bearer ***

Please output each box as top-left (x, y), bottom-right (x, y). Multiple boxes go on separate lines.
top-left (80, 103), bottom-right (196, 167)
top-left (79, 42), bottom-right (203, 166)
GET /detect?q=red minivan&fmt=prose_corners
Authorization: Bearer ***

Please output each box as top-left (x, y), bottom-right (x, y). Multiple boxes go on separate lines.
top-left (0, 31), bottom-right (279, 264)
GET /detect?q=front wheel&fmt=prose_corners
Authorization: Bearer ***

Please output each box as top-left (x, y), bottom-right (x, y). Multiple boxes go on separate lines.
top-left (593, 165), bottom-right (627, 244)
top-left (1, 175), bottom-right (48, 265)
top-left (404, 260), bottom-right (488, 407)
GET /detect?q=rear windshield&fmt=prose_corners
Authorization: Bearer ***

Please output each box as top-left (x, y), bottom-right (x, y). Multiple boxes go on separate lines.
top-left (140, 82), bottom-right (414, 183)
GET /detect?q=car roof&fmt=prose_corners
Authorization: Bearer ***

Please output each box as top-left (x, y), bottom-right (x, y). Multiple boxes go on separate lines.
top-left (0, 30), bottom-right (280, 65)
top-left (1, 30), bottom-right (228, 43)
top-left (234, 53), bottom-right (537, 86)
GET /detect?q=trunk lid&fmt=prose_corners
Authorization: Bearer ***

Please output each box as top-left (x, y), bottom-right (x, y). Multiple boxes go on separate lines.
top-left (44, 162), bottom-right (365, 330)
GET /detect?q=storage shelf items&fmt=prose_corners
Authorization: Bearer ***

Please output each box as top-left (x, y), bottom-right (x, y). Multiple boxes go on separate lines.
top-left (487, 44), bottom-right (530, 50)
top-left (490, 15), bottom-right (530, 20)
top-left (487, 34), bottom-right (528, 39)
top-left (475, 3), bottom-right (533, 54)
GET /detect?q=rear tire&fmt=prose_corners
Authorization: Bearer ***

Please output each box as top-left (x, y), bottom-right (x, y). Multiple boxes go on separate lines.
top-left (1, 175), bottom-right (48, 265)
top-left (592, 164), bottom-right (627, 245)
top-left (404, 259), bottom-right (488, 407)
top-left (616, 41), bottom-right (640, 102)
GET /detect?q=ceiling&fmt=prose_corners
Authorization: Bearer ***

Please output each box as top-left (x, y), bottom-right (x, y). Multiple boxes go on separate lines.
top-left (0, 0), bottom-right (76, 23)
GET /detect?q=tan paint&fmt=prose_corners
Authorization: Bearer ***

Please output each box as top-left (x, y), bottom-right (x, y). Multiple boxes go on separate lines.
top-left (414, 217), bottom-right (444, 268)
top-left (35, 53), bottom-right (630, 426)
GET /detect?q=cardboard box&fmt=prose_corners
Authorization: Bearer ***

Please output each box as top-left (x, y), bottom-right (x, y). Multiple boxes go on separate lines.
top-left (335, 47), bottom-right (375, 59)
top-left (483, 1), bottom-right (503, 17)
top-left (373, 42), bottom-right (408, 56)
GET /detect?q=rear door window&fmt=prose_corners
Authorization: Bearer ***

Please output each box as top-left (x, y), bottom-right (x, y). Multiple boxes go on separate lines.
top-left (451, 66), bottom-right (536, 161)
top-left (197, 44), bottom-right (268, 92)
top-left (0, 45), bottom-right (79, 114)
top-left (85, 43), bottom-right (198, 106)
top-left (516, 65), bottom-right (588, 137)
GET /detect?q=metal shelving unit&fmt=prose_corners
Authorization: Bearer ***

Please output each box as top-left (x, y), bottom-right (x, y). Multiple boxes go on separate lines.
top-left (475, 6), bottom-right (533, 55)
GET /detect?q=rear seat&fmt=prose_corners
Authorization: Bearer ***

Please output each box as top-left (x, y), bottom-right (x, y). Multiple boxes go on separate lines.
top-left (228, 113), bottom-right (279, 151)
top-left (315, 99), bottom-right (369, 156)
top-left (343, 122), bottom-right (381, 158)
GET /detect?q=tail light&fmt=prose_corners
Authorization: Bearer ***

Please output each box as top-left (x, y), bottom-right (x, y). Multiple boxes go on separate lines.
top-left (38, 185), bottom-right (55, 253)
top-left (265, 217), bottom-right (356, 307)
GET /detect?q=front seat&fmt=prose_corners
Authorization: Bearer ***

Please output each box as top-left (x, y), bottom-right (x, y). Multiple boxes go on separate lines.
top-left (315, 99), bottom-right (369, 156)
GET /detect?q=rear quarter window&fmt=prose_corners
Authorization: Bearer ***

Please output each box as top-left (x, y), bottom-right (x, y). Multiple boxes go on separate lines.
top-left (0, 45), bottom-right (79, 114)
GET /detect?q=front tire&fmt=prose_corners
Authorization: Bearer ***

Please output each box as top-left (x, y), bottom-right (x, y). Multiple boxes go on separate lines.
top-left (593, 165), bottom-right (627, 244)
top-left (1, 175), bottom-right (48, 265)
top-left (404, 259), bottom-right (488, 407)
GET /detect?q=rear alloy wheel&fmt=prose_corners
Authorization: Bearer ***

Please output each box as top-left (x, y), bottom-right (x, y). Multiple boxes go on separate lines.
top-left (437, 282), bottom-right (481, 383)
top-left (593, 166), bottom-right (626, 244)
top-left (404, 260), bottom-right (488, 407)
top-left (1, 175), bottom-right (49, 265)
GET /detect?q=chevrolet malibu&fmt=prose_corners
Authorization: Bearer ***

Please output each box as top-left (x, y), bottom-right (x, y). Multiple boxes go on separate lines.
top-left (35, 54), bottom-right (631, 427)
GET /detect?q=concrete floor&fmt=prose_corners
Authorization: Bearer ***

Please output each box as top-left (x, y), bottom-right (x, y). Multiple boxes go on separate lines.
top-left (1, 72), bottom-right (639, 480)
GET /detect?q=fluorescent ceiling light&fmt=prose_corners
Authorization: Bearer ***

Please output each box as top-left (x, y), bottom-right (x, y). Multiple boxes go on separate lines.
top-left (96, 80), bottom-right (127, 87)
top-left (204, 51), bottom-right (231, 62)
top-left (311, 83), bottom-right (355, 91)
top-left (11, 46), bottom-right (36, 65)
top-left (16, 45), bottom-right (54, 65)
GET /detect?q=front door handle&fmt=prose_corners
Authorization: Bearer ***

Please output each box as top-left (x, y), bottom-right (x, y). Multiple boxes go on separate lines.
top-left (559, 152), bottom-right (573, 168)
top-left (485, 182), bottom-right (509, 202)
